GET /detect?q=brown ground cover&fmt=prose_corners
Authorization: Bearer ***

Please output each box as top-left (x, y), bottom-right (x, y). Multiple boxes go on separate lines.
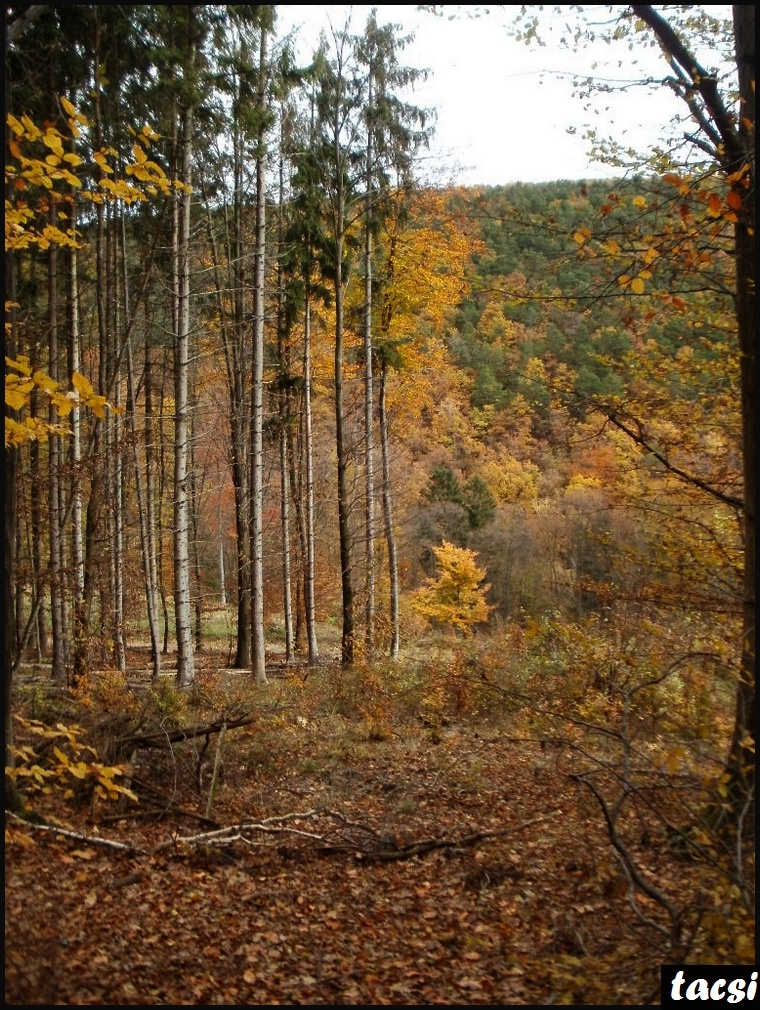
top-left (5, 649), bottom-right (753, 1005)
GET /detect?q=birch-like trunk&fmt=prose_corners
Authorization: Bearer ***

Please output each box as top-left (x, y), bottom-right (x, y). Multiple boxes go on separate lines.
top-left (173, 79), bottom-right (196, 689)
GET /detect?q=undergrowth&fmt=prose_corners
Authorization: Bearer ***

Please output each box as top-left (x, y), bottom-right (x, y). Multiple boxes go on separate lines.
top-left (8, 611), bottom-right (754, 992)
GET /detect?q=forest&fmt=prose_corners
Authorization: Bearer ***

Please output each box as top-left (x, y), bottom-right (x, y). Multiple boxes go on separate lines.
top-left (4, 4), bottom-right (755, 1005)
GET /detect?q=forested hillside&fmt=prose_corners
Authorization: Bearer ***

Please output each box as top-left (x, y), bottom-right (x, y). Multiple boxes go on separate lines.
top-left (5, 5), bottom-right (754, 1004)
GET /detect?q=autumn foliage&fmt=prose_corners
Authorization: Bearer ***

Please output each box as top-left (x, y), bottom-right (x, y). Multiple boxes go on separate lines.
top-left (5, 5), bottom-right (754, 1005)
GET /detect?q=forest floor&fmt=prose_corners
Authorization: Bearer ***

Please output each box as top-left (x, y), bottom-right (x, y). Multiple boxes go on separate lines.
top-left (4, 645), bottom-right (755, 1005)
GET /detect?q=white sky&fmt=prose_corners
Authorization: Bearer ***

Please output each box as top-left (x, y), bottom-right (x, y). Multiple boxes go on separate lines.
top-left (274, 4), bottom-right (734, 186)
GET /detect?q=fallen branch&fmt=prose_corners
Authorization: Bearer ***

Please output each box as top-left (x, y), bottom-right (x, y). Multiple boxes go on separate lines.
top-left (7, 806), bottom-right (562, 865)
top-left (121, 712), bottom-right (257, 750)
top-left (330, 811), bottom-right (562, 862)
top-left (6, 810), bottom-right (142, 854)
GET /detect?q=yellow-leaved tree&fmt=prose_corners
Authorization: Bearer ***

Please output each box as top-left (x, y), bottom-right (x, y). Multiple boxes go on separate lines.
top-left (5, 99), bottom-right (180, 809)
top-left (411, 541), bottom-right (493, 635)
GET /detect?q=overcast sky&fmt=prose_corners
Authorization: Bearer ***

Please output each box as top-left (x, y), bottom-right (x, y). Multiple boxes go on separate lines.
top-left (273, 5), bottom-right (734, 187)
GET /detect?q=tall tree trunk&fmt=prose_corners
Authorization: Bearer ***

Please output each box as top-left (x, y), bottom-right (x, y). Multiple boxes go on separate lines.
top-left (301, 299), bottom-right (320, 665)
top-left (276, 147), bottom-right (295, 664)
top-left (110, 229), bottom-right (126, 674)
top-left (173, 13), bottom-right (197, 688)
top-left (79, 10), bottom-right (109, 681)
top-left (379, 365), bottom-right (400, 660)
top-left (68, 212), bottom-right (86, 683)
top-left (363, 75), bottom-right (377, 656)
top-left (189, 444), bottom-right (204, 653)
top-left (202, 188), bottom-right (250, 667)
top-left (29, 411), bottom-right (48, 659)
top-left (334, 216), bottom-right (354, 667)
top-left (47, 200), bottom-right (66, 686)
top-left (249, 25), bottom-right (269, 684)
top-left (5, 189), bottom-right (20, 806)
top-left (724, 2), bottom-right (754, 816)
top-left (630, 3), bottom-right (755, 822)
top-left (217, 475), bottom-right (227, 608)
top-left (123, 231), bottom-right (162, 681)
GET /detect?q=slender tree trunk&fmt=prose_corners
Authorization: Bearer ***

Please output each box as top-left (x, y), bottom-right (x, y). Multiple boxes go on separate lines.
top-left (80, 13), bottom-right (109, 679)
top-left (332, 136), bottom-right (355, 668)
top-left (189, 448), bottom-right (204, 653)
top-left (5, 203), bottom-right (20, 807)
top-left (379, 365), bottom-right (400, 659)
top-left (47, 202), bottom-right (66, 686)
top-left (630, 2), bottom-right (755, 822)
top-left (173, 20), bottom-right (196, 688)
top-left (276, 149), bottom-right (295, 664)
top-left (123, 231), bottom-right (162, 681)
top-left (724, 2), bottom-right (754, 814)
top-left (335, 232), bottom-right (354, 666)
top-left (363, 88), bottom-right (377, 656)
top-left (202, 189), bottom-right (250, 667)
top-left (217, 479), bottom-right (227, 608)
top-left (110, 231), bottom-right (126, 673)
top-left (249, 25), bottom-right (269, 684)
top-left (29, 413), bottom-right (48, 658)
top-left (302, 301), bottom-right (320, 665)
top-left (279, 416), bottom-right (295, 663)
top-left (68, 213), bottom-right (86, 683)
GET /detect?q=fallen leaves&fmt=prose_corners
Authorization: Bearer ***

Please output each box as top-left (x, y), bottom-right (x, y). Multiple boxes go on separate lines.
top-left (5, 692), bottom-right (752, 1005)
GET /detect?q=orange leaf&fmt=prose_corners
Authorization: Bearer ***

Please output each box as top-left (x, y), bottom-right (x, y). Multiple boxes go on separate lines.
top-left (726, 190), bottom-right (742, 211)
top-left (706, 193), bottom-right (722, 217)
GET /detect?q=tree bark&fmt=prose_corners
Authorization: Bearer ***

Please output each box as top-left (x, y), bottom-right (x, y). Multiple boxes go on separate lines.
top-left (249, 24), bottom-right (269, 684)
top-left (173, 10), bottom-right (197, 689)
top-left (630, 3), bottom-right (755, 818)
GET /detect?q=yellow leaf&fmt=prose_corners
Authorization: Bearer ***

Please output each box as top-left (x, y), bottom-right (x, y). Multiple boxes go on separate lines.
top-left (7, 113), bottom-right (25, 137)
top-left (93, 150), bottom-right (114, 174)
top-left (85, 394), bottom-right (109, 419)
top-left (5, 382), bottom-right (32, 411)
top-left (21, 114), bottom-right (42, 140)
top-left (72, 371), bottom-right (94, 398)
top-left (630, 277), bottom-right (645, 294)
top-left (60, 96), bottom-right (77, 117)
top-left (42, 129), bottom-right (65, 159)
top-left (7, 355), bottom-right (32, 376)
top-left (632, 195), bottom-right (647, 208)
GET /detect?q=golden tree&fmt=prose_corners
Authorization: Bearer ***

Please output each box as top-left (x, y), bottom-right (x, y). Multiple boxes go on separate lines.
top-left (411, 541), bottom-right (493, 635)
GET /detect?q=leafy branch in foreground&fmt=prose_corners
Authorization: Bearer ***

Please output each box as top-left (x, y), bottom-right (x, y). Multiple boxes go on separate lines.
top-left (7, 718), bottom-right (137, 805)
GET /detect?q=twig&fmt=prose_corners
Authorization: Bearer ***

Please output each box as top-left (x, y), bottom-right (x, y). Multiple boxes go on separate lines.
top-left (205, 721), bottom-right (227, 818)
top-left (6, 811), bottom-right (144, 854)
